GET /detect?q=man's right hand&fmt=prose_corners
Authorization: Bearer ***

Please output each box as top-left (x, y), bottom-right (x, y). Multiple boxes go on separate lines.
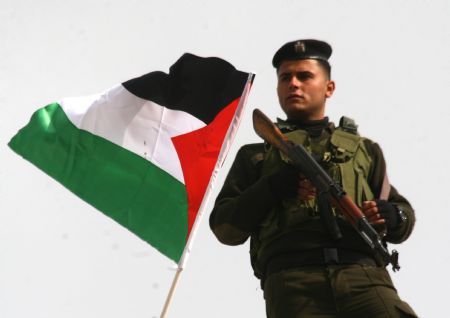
top-left (297, 174), bottom-right (316, 201)
top-left (268, 164), bottom-right (316, 201)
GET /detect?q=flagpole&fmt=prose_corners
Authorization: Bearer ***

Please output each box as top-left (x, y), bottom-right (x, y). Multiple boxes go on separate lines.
top-left (159, 73), bottom-right (254, 317)
top-left (160, 267), bottom-right (183, 318)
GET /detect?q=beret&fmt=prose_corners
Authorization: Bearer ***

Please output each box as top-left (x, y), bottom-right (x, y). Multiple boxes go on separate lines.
top-left (272, 39), bottom-right (332, 68)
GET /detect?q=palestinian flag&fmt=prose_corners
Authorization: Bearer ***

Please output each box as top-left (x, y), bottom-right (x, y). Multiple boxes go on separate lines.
top-left (9, 53), bottom-right (254, 263)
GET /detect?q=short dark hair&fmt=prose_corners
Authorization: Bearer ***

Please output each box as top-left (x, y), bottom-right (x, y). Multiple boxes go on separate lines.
top-left (317, 59), bottom-right (331, 79)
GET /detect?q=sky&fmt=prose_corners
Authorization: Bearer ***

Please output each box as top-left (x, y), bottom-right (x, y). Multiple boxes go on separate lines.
top-left (1, 0), bottom-right (449, 317)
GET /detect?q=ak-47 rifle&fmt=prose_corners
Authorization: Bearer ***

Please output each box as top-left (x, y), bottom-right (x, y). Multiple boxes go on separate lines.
top-left (252, 108), bottom-right (400, 271)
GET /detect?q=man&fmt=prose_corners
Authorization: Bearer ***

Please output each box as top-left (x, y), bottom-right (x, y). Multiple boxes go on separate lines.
top-left (209, 39), bottom-right (418, 317)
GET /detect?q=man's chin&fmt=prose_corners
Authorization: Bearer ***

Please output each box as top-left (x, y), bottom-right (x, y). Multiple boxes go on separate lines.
top-left (283, 103), bottom-right (309, 115)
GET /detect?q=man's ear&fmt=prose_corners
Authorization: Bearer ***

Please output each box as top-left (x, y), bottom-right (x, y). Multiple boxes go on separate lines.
top-left (325, 80), bottom-right (335, 98)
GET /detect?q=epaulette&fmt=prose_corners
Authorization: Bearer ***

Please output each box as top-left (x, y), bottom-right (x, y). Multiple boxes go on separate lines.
top-left (338, 116), bottom-right (358, 134)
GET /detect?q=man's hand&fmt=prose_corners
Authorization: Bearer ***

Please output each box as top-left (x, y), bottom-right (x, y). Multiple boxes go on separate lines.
top-left (362, 201), bottom-right (386, 226)
top-left (268, 165), bottom-right (317, 202)
top-left (297, 174), bottom-right (316, 201)
top-left (362, 200), bottom-right (401, 231)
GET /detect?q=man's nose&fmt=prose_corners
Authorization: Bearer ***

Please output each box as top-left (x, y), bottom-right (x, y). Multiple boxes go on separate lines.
top-left (288, 76), bottom-right (301, 89)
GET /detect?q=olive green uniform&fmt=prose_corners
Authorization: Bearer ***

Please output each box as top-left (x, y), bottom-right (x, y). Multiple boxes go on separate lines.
top-left (209, 119), bottom-right (417, 317)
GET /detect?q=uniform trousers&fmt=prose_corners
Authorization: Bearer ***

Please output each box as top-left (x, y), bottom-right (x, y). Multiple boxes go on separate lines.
top-left (263, 264), bottom-right (417, 318)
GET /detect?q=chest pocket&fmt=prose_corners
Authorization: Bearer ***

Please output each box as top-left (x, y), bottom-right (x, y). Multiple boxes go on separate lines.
top-left (330, 129), bottom-right (374, 206)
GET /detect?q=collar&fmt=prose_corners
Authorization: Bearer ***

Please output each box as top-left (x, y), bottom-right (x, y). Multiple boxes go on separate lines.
top-left (276, 117), bottom-right (335, 137)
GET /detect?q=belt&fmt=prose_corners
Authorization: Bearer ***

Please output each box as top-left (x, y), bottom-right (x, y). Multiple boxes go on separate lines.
top-left (264, 248), bottom-right (380, 279)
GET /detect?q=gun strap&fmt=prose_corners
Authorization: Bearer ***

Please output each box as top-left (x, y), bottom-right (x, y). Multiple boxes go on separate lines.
top-left (317, 192), bottom-right (342, 241)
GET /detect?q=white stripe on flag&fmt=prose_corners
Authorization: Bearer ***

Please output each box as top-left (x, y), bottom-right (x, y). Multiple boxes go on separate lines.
top-left (59, 84), bottom-right (206, 183)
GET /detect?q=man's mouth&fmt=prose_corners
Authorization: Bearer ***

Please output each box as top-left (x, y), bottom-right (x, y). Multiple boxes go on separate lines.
top-left (287, 94), bottom-right (304, 101)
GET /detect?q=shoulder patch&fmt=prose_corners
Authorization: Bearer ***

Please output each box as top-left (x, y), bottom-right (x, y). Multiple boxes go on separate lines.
top-left (239, 142), bottom-right (266, 165)
top-left (250, 152), bottom-right (265, 165)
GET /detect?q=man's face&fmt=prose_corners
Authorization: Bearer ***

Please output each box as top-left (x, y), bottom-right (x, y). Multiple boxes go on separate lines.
top-left (276, 59), bottom-right (335, 121)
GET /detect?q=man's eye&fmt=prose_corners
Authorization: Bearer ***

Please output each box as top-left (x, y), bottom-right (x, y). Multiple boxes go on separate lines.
top-left (280, 75), bottom-right (291, 82)
top-left (297, 73), bottom-right (312, 80)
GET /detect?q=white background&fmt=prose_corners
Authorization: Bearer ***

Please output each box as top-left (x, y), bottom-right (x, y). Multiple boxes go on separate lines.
top-left (1, 0), bottom-right (449, 317)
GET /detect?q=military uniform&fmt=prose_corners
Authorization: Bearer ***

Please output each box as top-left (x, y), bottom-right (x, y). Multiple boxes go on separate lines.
top-left (209, 118), bottom-right (417, 317)
top-left (209, 39), bottom-right (417, 317)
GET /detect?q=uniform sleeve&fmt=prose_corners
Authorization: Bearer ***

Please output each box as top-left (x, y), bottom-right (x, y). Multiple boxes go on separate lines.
top-left (209, 144), bottom-right (278, 246)
top-left (364, 140), bottom-right (416, 243)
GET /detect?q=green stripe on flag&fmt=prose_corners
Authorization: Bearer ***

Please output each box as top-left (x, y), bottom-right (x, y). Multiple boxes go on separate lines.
top-left (9, 103), bottom-right (188, 262)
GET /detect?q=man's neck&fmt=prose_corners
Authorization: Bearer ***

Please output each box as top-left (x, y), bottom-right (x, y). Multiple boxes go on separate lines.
top-left (285, 116), bottom-right (329, 138)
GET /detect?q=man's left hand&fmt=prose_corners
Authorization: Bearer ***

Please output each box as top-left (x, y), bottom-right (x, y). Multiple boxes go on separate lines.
top-left (362, 200), bottom-right (401, 231)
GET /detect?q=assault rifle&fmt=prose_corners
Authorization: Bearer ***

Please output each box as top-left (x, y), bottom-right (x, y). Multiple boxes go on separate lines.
top-left (252, 108), bottom-right (400, 271)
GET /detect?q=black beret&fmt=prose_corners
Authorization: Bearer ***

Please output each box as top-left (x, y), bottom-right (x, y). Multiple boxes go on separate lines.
top-left (272, 39), bottom-right (332, 68)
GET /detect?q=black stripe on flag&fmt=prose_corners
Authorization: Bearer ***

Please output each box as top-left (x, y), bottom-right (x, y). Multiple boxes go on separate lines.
top-left (122, 53), bottom-right (251, 125)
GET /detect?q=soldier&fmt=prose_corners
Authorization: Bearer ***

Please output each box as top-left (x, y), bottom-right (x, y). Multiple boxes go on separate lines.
top-left (209, 39), bottom-right (418, 317)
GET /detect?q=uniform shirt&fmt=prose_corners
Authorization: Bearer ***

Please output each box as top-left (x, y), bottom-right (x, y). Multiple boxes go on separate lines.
top-left (209, 117), bottom-right (415, 277)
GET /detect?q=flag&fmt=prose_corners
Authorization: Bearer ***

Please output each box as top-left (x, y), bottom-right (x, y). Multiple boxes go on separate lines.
top-left (9, 53), bottom-right (254, 262)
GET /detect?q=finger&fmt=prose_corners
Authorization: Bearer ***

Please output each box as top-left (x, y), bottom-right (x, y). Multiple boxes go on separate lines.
top-left (367, 213), bottom-right (381, 222)
top-left (298, 185), bottom-right (316, 192)
top-left (363, 201), bottom-right (377, 209)
top-left (298, 190), bottom-right (316, 201)
top-left (299, 186), bottom-right (316, 195)
top-left (299, 179), bottom-right (315, 189)
top-left (370, 218), bottom-right (386, 226)
top-left (298, 188), bottom-right (316, 196)
top-left (363, 207), bottom-right (379, 218)
top-left (299, 195), bottom-right (316, 201)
